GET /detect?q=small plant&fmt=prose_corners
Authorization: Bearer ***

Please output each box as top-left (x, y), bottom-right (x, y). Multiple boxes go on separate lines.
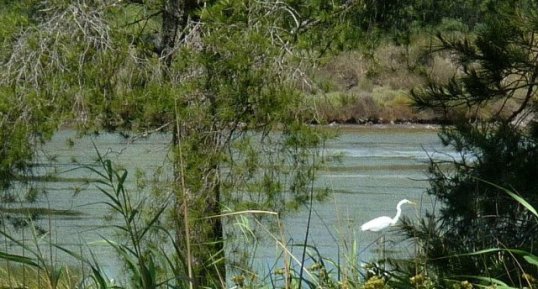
top-left (409, 273), bottom-right (435, 289)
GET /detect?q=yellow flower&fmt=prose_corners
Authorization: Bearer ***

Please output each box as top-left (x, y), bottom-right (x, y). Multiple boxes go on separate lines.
top-left (232, 275), bottom-right (245, 287)
top-left (410, 273), bottom-right (425, 286)
top-left (522, 273), bottom-right (536, 284)
top-left (310, 262), bottom-right (323, 271)
top-left (460, 280), bottom-right (473, 289)
top-left (363, 276), bottom-right (386, 289)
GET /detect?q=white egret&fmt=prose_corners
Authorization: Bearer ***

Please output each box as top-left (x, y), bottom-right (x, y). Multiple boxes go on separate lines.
top-left (360, 199), bottom-right (415, 232)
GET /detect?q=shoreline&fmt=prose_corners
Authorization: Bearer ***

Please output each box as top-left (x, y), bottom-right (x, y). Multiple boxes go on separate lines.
top-left (316, 122), bottom-right (441, 132)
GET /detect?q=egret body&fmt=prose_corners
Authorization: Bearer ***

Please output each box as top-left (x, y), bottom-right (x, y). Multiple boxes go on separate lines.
top-left (360, 199), bottom-right (414, 232)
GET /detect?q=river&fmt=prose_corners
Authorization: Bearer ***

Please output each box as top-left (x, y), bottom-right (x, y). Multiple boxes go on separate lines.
top-left (1, 125), bottom-right (452, 281)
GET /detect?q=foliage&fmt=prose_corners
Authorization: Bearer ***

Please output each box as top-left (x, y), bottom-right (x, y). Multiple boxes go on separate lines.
top-left (0, 153), bottom-right (362, 289)
top-left (404, 1), bottom-right (538, 286)
top-left (0, 0), bottom-right (344, 287)
top-left (4, 0), bottom-right (538, 288)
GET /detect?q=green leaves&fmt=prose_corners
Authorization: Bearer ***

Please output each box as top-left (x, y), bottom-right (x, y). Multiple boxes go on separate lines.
top-left (524, 254), bottom-right (538, 267)
top-left (0, 251), bottom-right (40, 267)
top-left (479, 178), bottom-right (538, 218)
top-left (1, 1), bottom-right (334, 286)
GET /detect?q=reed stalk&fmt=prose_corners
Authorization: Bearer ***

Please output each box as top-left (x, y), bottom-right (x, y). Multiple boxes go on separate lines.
top-left (176, 99), bottom-right (194, 289)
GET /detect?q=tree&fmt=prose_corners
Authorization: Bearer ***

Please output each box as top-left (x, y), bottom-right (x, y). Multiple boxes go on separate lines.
top-left (0, 0), bottom-right (355, 287)
top-left (407, 1), bottom-right (538, 285)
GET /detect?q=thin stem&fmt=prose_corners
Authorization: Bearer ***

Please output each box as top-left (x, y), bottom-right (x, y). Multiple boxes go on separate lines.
top-left (175, 99), bottom-right (194, 289)
top-left (298, 154), bottom-right (316, 289)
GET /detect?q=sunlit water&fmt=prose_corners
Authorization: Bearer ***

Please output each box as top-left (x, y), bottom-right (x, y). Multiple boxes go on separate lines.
top-left (1, 125), bottom-right (453, 281)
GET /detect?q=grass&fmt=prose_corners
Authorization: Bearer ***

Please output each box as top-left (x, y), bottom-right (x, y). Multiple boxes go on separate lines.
top-left (307, 31), bottom-right (528, 126)
top-left (0, 151), bottom-right (374, 289)
top-left (2, 153), bottom-right (536, 289)
top-left (0, 263), bottom-right (80, 289)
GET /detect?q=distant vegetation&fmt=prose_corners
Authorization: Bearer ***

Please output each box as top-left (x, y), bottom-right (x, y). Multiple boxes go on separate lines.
top-left (308, 39), bottom-right (448, 124)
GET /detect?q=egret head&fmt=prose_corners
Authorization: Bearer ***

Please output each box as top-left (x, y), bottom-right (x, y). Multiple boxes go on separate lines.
top-left (398, 199), bottom-right (416, 206)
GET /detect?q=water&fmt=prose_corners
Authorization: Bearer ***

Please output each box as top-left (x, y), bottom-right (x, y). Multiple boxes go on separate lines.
top-left (251, 126), bottom-right (450, 277)
top-left (1, 125), bottom-right (450, 279)
top-left (1, 130), bottom-right (172, 278)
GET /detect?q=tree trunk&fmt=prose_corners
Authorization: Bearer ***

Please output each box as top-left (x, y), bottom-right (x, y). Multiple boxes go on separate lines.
top-left (173, 125), bottom-right (225, 288)
top-left (160, 0), bottom-right (180, 68)
top-left (162, 3), bottom-right (225, 286)
top-left (160, 0), bottom-right (199, 67)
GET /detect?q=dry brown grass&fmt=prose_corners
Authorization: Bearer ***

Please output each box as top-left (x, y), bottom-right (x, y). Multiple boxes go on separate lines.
top-left (308, 37), bottom-right (457, 124)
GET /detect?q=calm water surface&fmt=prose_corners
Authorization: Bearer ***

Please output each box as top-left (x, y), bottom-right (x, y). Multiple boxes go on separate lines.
top-left (3, 126), bottom-right (452, 279)
top-left (252, 126), bottom-right (452, 276)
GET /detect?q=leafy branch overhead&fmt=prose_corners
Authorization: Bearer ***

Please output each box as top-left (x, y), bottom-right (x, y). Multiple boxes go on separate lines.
top-left (412, 7), bottom-right (538, 124)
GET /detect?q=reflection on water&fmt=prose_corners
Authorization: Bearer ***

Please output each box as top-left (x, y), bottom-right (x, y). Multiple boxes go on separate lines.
top-left (2, 126), bottom-right (451, 279)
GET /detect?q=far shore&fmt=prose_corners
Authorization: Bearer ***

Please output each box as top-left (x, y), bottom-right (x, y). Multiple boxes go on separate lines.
top-left (316, 122), bottom-right (441, 132)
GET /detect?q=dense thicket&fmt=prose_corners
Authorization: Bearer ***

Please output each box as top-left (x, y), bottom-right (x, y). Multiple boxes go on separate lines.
top-left (404, 1), bottom-right (538, 286)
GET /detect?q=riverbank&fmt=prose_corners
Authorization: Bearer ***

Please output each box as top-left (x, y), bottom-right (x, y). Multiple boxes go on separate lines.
top-left (321, 122), bottom-right (441, 131)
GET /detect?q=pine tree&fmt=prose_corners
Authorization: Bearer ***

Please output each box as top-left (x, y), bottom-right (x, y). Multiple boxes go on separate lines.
top-left (408, 1), bottom-right (538, 284)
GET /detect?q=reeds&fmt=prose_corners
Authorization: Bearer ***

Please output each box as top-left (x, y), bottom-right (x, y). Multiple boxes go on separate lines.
top-left (73, 147), bottom-right (185, 289)
top-left (0, 149), bottom-right (453, 289)
top-left (0, 148), bottom-right (430, 289)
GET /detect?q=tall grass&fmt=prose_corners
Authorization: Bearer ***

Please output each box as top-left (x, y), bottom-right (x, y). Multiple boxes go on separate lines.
top-left (0, 146), bottom-right (184, 289)
top-left (0, 192), bottom-right (78, 289)
top-left (2, 149), bottom-right (536, 289)
top-left (0, 147), bottom-right (369, 289)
